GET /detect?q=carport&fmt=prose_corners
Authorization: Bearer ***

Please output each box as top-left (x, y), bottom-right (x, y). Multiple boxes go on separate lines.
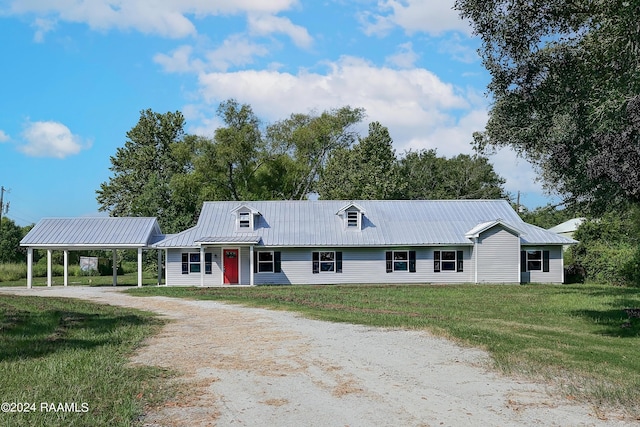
top-left (20, 217), bottom-right (164, 288)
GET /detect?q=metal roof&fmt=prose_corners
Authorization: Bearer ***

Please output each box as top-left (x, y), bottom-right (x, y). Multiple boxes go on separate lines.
top-left (154, 200), bottom-right (576, 248)
top-left (20, 217), bottom-right (163, 248)
top-left (548, 217), bottom-right (586, 234)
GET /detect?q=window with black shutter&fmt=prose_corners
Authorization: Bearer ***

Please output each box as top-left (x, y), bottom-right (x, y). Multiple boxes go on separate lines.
top-left (434, 251), bottom-right (440, 272)
top-left (312, 251), bottom-right (320, 274)
top-left (409, 251), bottom-right (416, 273)
top-left (456, 250), bottom-right (463, 272)
top-left (543, 250), bottom-right (549, 272)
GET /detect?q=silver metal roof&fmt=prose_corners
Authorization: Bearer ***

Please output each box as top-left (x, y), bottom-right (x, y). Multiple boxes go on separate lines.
top-left (154, 200), bottom-right (576, 248)
top-left (20, 217), bottom-right (163, 248)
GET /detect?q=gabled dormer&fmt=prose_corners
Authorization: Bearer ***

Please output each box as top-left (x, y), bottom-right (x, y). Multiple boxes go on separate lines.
top-left (336, 202), bottom-right (365, 231)
top-left (231, 204), bottom-right (261, 231)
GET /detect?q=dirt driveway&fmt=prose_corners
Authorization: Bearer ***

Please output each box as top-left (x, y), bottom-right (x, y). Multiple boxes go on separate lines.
top-left (0, 286), bottom-right (629, 426)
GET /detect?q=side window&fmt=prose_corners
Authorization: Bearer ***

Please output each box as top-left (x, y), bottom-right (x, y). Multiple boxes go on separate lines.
top-left (312, 251), bottom-right (342, 273)
top-left (434, 250), bottom-right (463, 272)
top-left (386, 251), bottom-right (416, 273)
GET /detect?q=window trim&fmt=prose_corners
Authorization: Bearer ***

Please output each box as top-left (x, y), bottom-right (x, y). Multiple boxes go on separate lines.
top-left (521, 250), bottom-right (550, 272)
top-left (182, 252), bottom-right (213, 275)
top-left (434, 250), bottom-right (463, 273)
top-left (386, 250), bottom-right (416, 273)
top-left (255, 251), bottom-right (281, 273)
top-left (312, 251), bottom-right (342, 274)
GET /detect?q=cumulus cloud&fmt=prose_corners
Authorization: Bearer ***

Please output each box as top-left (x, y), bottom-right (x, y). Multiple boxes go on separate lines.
top-left (361, 0), bottom-right (471, 36)
top-left (19, 121), bottom-right (90, 158)
top-left (385, 42), bottom-right (418, 69)
top-left (248, 14), bottom-right (313, 49)
top-left (7, 0), bottom-right (300, 38)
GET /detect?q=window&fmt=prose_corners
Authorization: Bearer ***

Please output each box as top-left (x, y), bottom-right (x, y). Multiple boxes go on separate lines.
top-left (434, 250), bottom-right (463, 273)
top-left (386, 251), bottom-right (416, 273)
top-left (312, 251), bottom-right (342, 273)
top-left (239, 212), bottom-right (251, 228)
top-left (255, 251), bottom-right (281, 273)
top-left (521, 250), bottom-right (549, 272)
top-left (346, 211), bottom-right (359, 228)
top-left (182, 252), bottom-right (213, 274)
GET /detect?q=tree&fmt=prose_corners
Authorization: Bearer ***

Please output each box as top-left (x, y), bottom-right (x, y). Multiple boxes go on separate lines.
top-left (317, 122), bottom-right (400, 199)
top-left (96, 109), bottom-right (191, 232)
top-left (397, 150), bottom-right (506, 200)
top-left (265, 106), bottom-right (365, 199)
top-left (0, 218), bottom-right (27, 263)
top-left (455, 1), bottom-right (640, 212)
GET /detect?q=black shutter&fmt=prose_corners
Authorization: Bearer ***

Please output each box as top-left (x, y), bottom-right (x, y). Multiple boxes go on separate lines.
top-left (543, 250), bottom-right (550, 272)
top-left (386, 251), bottom-right (392, 273)
top-left (457, 250), bottom-right (464, 272)
top-left (434, 251), bottom-right (440, 272)
top-left (521, 251), bottom-right (527, 272)
top-left (336, 251), bottom-right (342, 273)
top-left (312, 251), bottom-right (319, 274)
top-left (274, 251), bottom-right (281, 273)
top-left (254, 253), bottom-right (258, 273)
top-left (409, 250), bottom-right (416, 273)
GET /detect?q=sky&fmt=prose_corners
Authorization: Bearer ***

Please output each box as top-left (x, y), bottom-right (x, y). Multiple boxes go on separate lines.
top-left (0, 0), bottom-right (559, 227)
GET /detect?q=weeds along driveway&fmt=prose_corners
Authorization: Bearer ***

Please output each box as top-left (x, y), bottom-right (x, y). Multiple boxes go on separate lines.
top-left (0, 286), bottom-right (628, 427)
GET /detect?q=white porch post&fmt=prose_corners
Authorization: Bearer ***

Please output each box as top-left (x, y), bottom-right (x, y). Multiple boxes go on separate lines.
top-left (250, 245), bottom-right (254, 286)
top-left (137, 247), bottom-right (143, 287)
top-left (63, 250), bottom-right (68, 287)
top-left (157, 250), bottom-right (162, 286)
top-left (47, 249), bottom-right (52, 287)
top-left (200, 246), bottom-right (205, 287)
top-left (164, 249), bottom-right (168, 286)
top-left (112, 250), bottom-right (117, 286)
top-left (474, 238), bottom-right (479, 284)
top-left (27, 248), bottom-right (33, 289)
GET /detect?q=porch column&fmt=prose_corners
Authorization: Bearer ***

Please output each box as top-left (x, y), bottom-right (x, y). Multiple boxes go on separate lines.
top-left (112, 250), bottom-right (117, 286)
top-left (63, 250), bottom-right (68, 287)
top-left (137, 247), bottom-right (143, 287)
top-left (27, 248), bottom-right (33, 289)
top-left (200, 246), bottom-right (205, 287)
top-left (47, 249), bottom-right (52, 287)
top-left (474, 238), bottom-right (479, 284)
top-left (250, 245), bottom-right (254, 286)
top-left (157, 250), bottom-right (162, 286)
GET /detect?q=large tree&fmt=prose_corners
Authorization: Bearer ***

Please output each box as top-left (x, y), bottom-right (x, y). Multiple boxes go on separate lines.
top-left (265, 106), bottom-right (365, 199)
top-left (317, 122), bottom-right (400, 200)
top-left (397, 150), bottom-right (506, 200)
top-left (96, 109), bottom-right (191, 232)
top-left (455, 0), bottom-right (640, 212)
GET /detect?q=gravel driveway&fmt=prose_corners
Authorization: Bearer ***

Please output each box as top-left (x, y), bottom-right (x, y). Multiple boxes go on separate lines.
top-left (0, 286), bottom-right (629, 426)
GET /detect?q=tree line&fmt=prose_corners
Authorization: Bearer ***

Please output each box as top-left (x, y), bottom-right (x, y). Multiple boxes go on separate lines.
top-left (96, 100), bottom-right (507, 233)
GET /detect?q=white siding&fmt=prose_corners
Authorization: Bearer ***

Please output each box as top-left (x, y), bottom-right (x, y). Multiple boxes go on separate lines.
top-left (476, 226), bottom-right (520, 283)
top-left (165, 248), bottom-right (222, 286)
top-left (253, 247), bottom-right (473, 285)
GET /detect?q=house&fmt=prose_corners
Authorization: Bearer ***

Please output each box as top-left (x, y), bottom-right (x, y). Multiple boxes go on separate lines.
top-left (152, 200), bottom-right (576, 286)
top-left (548, 217), bottom-right (586, 240)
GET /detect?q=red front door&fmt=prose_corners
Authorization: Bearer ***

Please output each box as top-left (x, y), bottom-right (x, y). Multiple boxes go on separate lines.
top-left (223, 249), bottom-right (239, 284)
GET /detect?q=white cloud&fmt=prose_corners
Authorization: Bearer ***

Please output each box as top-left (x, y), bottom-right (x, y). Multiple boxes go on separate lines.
top-left (248, 14), bottom-right (313, 49)
top-left (8, 0), bottom-right (300, 38)
top-left (385, 42), bottom-right (418, 69)
top-left (31, 17), bottom-right (56, 42)
top-left (154, 45), bottom-right (203, 73)
top-left (19, 121), bottom-right (89, 158)
top-left (0, 130), bottom-right (10, 142)
top-left (362, 0), bottom-right (471, 37)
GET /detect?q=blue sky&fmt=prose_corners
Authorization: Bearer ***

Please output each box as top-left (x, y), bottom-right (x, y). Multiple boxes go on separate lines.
top-left (0, 0), bottom-right (557, 226)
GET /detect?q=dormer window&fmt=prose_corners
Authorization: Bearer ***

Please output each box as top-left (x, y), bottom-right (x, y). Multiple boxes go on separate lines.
top-left (347, 211), bottom-right (360, 228)
top-left (239, 212), bottom-right (251, 228)
top-left (336, 202), bottom-right (365, 231)
top-left (232, 204), bottom-right (260, 231)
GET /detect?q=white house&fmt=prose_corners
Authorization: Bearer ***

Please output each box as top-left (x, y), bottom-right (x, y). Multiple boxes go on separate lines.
top-left (152, 200), bottom-right (576, 286)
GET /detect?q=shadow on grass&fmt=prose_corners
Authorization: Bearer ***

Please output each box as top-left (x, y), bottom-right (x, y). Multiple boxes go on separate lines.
top-left (573, 308), bottom-right (640, 338)
top-left (0, 301), bottom-right (151, 362)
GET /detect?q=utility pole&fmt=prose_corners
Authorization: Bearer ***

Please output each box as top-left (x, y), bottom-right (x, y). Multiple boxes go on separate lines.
top-left (0, 186), bottom-right (5, 226)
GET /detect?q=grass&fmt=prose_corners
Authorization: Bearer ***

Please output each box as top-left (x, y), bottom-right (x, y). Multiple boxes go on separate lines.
top-left (127, 283), bottom-right (640, 415)
top-left (0, 295), bottom-right (173, 427)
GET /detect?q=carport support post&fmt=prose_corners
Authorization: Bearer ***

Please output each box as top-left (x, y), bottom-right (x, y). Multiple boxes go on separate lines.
top-left (112, 250), bottom-right (117, 286)
top-left (63, 250), bottom-right (68, 287)
top-left (47, 249), bottom-right (52, 287)
top-left (26, 248), bottom-right (33, 289)
top-left (137, 247), bottom-right (143, 287)
top-left (157, 250), bottom-right (162, 286)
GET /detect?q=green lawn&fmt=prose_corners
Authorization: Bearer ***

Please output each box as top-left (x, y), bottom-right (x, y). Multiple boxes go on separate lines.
top-left (0, 295), bottom-right (173, 427)
top-left (127, 283), bottom-right (640, 415)
top-left (0, 273), bottom-right (159, 287)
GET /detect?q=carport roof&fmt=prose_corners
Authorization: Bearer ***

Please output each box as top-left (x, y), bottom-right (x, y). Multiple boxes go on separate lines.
top-left (20, 217), bottom-right (163, 248)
